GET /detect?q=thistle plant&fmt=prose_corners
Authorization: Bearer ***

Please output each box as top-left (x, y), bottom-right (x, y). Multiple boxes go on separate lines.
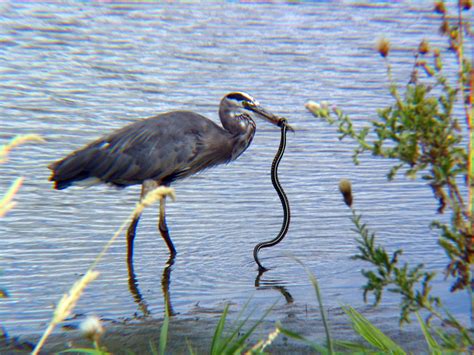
top-left (307, 0), bottom-right (473, 328)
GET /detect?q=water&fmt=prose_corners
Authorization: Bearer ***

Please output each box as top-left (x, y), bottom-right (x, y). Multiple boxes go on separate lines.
top-left (0, 2), bottom-right (469, 337)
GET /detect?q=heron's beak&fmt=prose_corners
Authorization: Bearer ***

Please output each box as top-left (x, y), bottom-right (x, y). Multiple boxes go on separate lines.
top-left (245, 102), bottom-right (295, 132)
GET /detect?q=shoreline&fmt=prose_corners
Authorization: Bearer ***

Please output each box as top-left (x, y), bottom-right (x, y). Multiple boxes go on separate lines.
top-left (1, 305), bottom-right (431, 354)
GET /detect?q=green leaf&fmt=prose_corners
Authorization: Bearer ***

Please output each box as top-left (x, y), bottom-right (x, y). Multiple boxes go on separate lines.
top-left (59, 349), bottom-right (110, 355)
top-left (293, 258), bottom-right (334, 354)
top-left (278, 325), bottom-right (329, 354)
top-left (342, 306), bottom-right (406, 355)
top-left (210, 304), bottom-right (229, 355)
top-left (224, 303), bottom-right (275, 354)
top-left (335, 339), bottom-right (380, 352)
top-left (159, 310), bottom-right (169, 355)
top-left (149, 341), bottom-right (158, 355)
top-left (416, 312), bottom-right (442, 354)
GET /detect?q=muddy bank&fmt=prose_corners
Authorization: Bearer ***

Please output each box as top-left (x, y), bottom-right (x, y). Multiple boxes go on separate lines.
top-left (2, 305), bottom-right (431, 354)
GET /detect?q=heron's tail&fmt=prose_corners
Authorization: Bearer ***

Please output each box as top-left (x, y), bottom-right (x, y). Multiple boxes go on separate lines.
top-left (48, 151), bottom-right (95, 190)
top-left (49, 144), bottom-right (139, 189)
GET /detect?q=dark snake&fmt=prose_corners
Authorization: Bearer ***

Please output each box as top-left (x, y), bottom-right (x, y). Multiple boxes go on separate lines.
top-left (253, 118), bottom-right (291, 272)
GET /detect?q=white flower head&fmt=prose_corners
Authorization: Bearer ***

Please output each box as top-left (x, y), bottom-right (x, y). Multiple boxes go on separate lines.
top-left (80, 315), bottom-right (104, 341)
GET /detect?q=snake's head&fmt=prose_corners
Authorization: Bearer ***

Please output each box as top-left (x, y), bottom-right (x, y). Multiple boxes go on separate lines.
top-left (277, 117), bottom-right (295, 132)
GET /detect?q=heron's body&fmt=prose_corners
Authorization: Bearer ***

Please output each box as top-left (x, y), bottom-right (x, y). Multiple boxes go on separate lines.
top-left (49, 92), bottom-right (282, 262)
top-left (50, 111), bottom-right (255, 190)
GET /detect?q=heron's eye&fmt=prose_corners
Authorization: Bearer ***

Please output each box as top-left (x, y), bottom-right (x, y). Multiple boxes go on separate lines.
top-left (227, 92), bottom-right (257, 105)
top-left (227, 93), bottom-right (249, 102)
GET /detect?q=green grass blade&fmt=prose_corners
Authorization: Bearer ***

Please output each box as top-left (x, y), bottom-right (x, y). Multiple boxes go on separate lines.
top-left (159, 310), bottom-right (169, 355)
top-left (307, 270), bottom-right (333, 354)
top-left (149, 340), bottom-right (159, 355)
top-left (228, 297), bottom-right (252, 330)
top-left (432, 327), bottom-right (459, 350)
top-left (219, 305), bottom-right (256, 349)
top-left (186, 338), bottom-right (197, 355)
top-left (342, 306), bottom-right (405, 355)
top-left (224, 302), bottom-right (276, 354)
top-left (221, 312), bottom-right (253, 350)
top-left (278, 325), bottom-right (329, 354)
top-left (335, 339), bottom-right (379, 352)
top-left (59, 349), bottom-right (109, 355)
top-left (443, 308), bottom-right (474, 345)
top-left (293, 257), bottom-right (334, 354)
top-left (210, 303), bottom-right (229, 355)
top-left (416, 312), bottom-right (442, 354)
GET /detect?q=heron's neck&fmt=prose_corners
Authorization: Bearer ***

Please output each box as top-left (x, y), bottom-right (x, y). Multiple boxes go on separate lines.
top-left (219, 109), bottom-right (256, 161)
top-left (219, 107), bottom-right (251, 134)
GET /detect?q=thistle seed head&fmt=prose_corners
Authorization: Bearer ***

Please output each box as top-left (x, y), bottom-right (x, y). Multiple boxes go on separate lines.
top-left (338, 179), bottom-right (353, 208)
top-left (376, 38), bottom-right (390, 58)
top-left (434, 1), bottom-right (446, 14)
top-left (418, 39), bottom-right (430, 55)
top-left (460, 0), bottom-right (472, 10)
top-left (80, 315), bottom-right (104, 342)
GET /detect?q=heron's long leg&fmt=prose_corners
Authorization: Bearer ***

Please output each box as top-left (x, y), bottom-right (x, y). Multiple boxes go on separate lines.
top-left (127, 253), bottom-right (151, 317)
top-left (127, 213), bottom-right (141, 263)
top-left (127, 184), bottom-right (147, 263)
top-left (159, 197), bottom-right (176, 255)
top-left (162, 254), bottom-right (176, 316)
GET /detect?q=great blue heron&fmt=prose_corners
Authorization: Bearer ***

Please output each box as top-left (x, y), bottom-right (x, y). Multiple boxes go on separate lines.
top-left (49, 92), bottom-right (286, 262)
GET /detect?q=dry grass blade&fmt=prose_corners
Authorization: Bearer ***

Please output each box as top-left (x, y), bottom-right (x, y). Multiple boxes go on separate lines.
top-left (0, 177), bottom-right (24, 217)
top-left (33, 270), bottom-right (100, 355)
top-left (0, 134), bottom-right (45, 163)
top-left (53, 271), bottom-right (100, 324)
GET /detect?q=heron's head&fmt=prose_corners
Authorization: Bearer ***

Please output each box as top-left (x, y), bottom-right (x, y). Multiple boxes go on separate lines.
top-left (221, 92), bottom-right (288, 128)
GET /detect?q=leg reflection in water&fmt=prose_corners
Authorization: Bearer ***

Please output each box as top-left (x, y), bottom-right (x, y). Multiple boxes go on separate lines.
top-left (127, 255), bottom-right (176, 318)
top-left (255, 268), bottom-right (294, 304)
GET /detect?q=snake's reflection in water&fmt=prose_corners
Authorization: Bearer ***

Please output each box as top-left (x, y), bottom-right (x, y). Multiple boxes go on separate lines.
top-left (255, 268), bottom-right (294, 304)
top-left (127, 257), bottom-right (294, 320)
top-left (127, 255), bottom-right (176, 318)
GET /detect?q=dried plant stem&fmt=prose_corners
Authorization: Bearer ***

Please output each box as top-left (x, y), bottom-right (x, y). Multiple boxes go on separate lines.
top-left (33, 323), bottom-right (55, 355)
top-left (89, 186), bottom-right (174, 271)
top-left (89, 209), bottom-right (138, 271)
top-left (32, 270), bottom-right (100, 354)
top-left (0, 177), bottom-right (24, 217)
top-left (0, 134), bottom-right (45, 163)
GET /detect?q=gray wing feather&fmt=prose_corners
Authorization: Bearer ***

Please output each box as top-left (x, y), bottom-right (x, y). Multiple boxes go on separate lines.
top-left (49, 111), bottom-right (234, 189)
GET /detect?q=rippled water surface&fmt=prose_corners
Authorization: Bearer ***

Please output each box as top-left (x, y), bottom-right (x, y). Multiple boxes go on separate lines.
top-left (0, 2), bottom-right (469, 337)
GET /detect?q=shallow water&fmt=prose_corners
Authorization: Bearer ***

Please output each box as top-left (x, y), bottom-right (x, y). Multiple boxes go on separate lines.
top-left (0, 2), bottom-right (469, 337)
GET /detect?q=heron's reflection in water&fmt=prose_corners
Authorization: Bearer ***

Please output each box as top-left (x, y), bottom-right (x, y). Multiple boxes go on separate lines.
top-left (255, 268), bottom-right (294, 304)
top-left (127, 255), bottom-right (176, 318)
